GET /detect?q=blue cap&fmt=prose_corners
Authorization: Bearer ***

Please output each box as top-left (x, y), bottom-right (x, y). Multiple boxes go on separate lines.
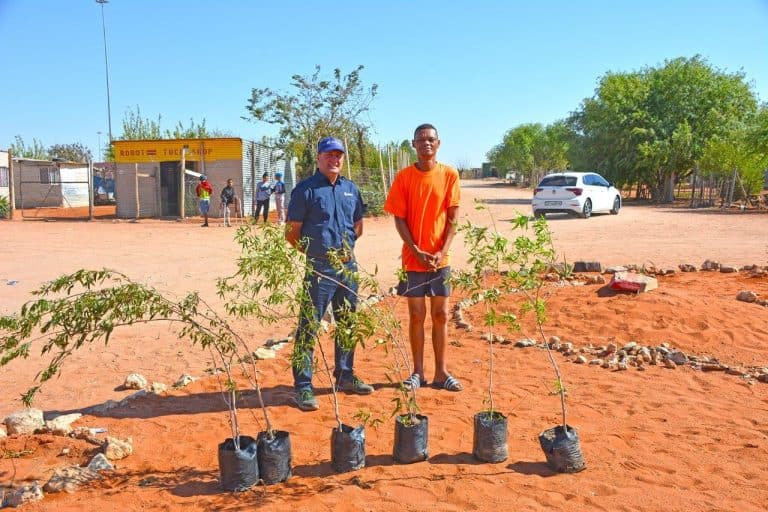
top-left (275, 171), bottom-right (283, 177)
top-left (317, 136), bottom-right (345, 154)
top-left (199, 174), bottom-right (206, 181)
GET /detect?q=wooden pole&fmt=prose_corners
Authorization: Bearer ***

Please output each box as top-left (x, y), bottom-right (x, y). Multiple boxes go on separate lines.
top-left (378, 146), bottom-right (387, 191)
top-left (7, 148), bottom-right (15, 218)
top-left (179, 146), bottom-right (187, 219)
top-left (343, 135), bottom-right (352, 179)
top-left (689, 166), bottom-right (697, 208)
top-left (135, 163), bottom-right (140, 220)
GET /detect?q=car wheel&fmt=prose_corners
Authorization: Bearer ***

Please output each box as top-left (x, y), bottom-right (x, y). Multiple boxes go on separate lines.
top-left (610, 196), bottom-right (621, 215)
top-left (533, 210), bottom-right (545, 219)
top-left (580, 199), bottom-right (592, 219)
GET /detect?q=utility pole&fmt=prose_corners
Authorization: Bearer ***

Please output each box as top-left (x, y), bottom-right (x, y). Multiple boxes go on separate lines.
top-left (96, 0), bottom-right (113, 143)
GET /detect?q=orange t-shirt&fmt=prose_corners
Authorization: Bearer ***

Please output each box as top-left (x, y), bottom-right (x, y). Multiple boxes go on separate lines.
top-left (383, 163), bottom-right (461, 271)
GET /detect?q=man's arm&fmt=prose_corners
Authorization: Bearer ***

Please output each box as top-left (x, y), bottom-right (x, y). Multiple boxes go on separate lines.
top-left (354, 220), bottom-right (363, 240)
top-left (394, 216), bottom-right (434, 269)
top-left (432, 205), bottom-right (459, 268)
top-left (285, 221), bottom-right (304, 251)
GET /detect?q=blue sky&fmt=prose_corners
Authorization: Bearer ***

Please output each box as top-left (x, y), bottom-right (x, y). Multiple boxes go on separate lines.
top-left (1, 0), bottom-right (766, 168)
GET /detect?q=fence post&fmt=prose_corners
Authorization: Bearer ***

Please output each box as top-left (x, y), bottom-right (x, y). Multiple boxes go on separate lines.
top-left (378, 147), bottom-right (387, 191)
top-left (689, 166), bottom-right (697, 208)
top-left (179, 145), bottom-right (187, 219)
top-left (135, 163), bottom-right (140, 220)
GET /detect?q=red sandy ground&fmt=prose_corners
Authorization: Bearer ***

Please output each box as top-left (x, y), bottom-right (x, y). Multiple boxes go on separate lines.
top-left (1, 180), bottom-right (767, 511)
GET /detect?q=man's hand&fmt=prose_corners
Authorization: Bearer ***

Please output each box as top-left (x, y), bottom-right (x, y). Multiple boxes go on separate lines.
top-left (411, 246), bottom-right (441, 270)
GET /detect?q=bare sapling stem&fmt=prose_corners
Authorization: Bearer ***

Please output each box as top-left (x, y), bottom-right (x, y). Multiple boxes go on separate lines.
top-left (538, 322), bottom-right (567, 430)
top-left (315, 335), bottom-right (343, 431)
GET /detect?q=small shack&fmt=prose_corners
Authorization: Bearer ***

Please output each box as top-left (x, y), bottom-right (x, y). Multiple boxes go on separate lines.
top-left (11, 158), bottom-right (91, 210)
top-left (112, 138), bottom-right (293, 219)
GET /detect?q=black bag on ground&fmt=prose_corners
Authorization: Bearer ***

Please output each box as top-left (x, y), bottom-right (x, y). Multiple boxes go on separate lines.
top-left (472, 411), bottom-right (508, 463)
top-left (331, 424), bottom-right (366, 473)
top-left (257, 430), bottom-right (292, 484)
top-left (393, 414), bottom-right (428, 464)
top-left (217, 435), bottom-right (259, 491)
top-left (538, 424), bottom-right (586, 473)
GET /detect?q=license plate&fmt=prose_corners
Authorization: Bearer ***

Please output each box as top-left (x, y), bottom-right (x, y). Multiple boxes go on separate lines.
top-left (544, 201), bottom-right (562, 206)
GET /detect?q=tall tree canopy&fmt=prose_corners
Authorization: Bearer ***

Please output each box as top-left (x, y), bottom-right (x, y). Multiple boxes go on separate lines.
top-left (568, 56), bottom-right (758, 201)
top-left (244, 65), bottom-right (378, 175)
top-left (486, 121), bottom-right (571, 183)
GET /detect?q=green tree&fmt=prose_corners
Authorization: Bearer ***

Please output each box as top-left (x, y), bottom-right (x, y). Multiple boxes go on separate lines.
top-left (486, 121), bottom-right (571, 184)
top-left (9, 136), bottom-right (49, 160)
top-left (244, 65), bottom-right (378, 176)
top-left (49, 142), bottom-right (92, 162)
top-left (569, 56), bottom-right (758, 201)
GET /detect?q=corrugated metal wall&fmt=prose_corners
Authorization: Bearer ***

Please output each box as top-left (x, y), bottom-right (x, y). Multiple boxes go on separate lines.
top-left (115, 164), bottom-right (158, 218)
top-left (241, 140), bottom-right (289, 217)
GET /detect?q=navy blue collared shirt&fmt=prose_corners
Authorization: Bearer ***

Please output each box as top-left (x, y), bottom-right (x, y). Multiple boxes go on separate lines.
top-left (287, 171), bottom-right (364, 260)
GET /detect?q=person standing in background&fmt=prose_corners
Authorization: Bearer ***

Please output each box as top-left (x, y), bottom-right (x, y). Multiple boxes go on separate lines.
top-left (220, 178), bottom-right (237, 227)
top-left (254, 172), bottom-right (272, 223)
top-left (196, 174), bottom-right (213, 227)
top-left (272, 171), bottom-right (287, 224)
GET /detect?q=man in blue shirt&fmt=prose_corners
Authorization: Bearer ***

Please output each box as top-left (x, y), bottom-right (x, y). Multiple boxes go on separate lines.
top-left (286, 136), bottom-right (374, 411)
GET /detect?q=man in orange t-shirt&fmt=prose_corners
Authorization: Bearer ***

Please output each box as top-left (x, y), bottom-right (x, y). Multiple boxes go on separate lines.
top-left (383, 123), bottom-right (463, 392)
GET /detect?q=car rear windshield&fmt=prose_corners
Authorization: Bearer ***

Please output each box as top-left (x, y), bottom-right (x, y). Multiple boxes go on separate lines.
top-left (538, 176), bottom-right (577, 187)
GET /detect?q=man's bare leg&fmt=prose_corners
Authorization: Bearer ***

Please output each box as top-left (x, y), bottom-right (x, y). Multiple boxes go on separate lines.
top-left (430, 296), bottom-right (450, 382)
top-left (407, 296), bottom-right (427, 380)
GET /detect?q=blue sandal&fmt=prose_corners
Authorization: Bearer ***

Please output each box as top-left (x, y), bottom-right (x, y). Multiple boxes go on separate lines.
top-left (432, 374), bottom-right (463, 392)
top-left (403, 373), bottom-right (427, 390)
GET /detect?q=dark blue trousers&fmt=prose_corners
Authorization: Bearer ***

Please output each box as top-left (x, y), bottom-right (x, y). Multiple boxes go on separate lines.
top-left (293, 259), bottom-right (359, 392)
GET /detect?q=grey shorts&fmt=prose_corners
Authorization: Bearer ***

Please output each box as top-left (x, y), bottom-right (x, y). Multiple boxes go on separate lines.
top-left (396, 266), bottom-right (452, 297)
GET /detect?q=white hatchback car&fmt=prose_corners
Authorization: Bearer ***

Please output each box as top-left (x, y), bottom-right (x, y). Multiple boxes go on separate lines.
top-left (532, 172), bottom-right (621, 219)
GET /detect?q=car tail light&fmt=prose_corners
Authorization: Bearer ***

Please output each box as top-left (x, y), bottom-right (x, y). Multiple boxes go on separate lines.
top-left (565, 187), bottom-right (583, 196)
top-left (534, 187), bottom-right (543, 194)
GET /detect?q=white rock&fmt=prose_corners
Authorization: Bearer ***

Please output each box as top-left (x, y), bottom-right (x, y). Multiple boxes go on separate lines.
top-left (124, 373), bottom-right (148, 390)
top-left (173, 374), bottom-right (195, 388)
top-left (4, 408), bottom-right (44, 435)
top-left (515, 338), bottom-right (536, 348)
top-left (4, 482), bottom-right (44, 507)
top-left (87, 453), bottom-right (115, 471)
top-left (622, 341), bottom-right (638, 352)
top-left (104, 436), bottom-right (133, 460)
top-left (254, 347), bottom-right (276, 360)
top-left (150, 382), bottom-right (168, 394)
top-left (44, 466), bottom-right (100, 493)
top-left (45, 413), bottom-right (82, 435)
top-left (574, 355), bottom-right (588, 364)
top-left (590, 359), bottom-right (604, 365)
top-left (0, 426), bottom-right (6, 438)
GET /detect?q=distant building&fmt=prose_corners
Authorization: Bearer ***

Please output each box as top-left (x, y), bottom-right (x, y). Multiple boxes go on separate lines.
top-left (0, 150), bottom-right (9, 208)
top-left (11, 157), bottom-right (90, 210)
top-left (112, 138), bottom-right (292, 219)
